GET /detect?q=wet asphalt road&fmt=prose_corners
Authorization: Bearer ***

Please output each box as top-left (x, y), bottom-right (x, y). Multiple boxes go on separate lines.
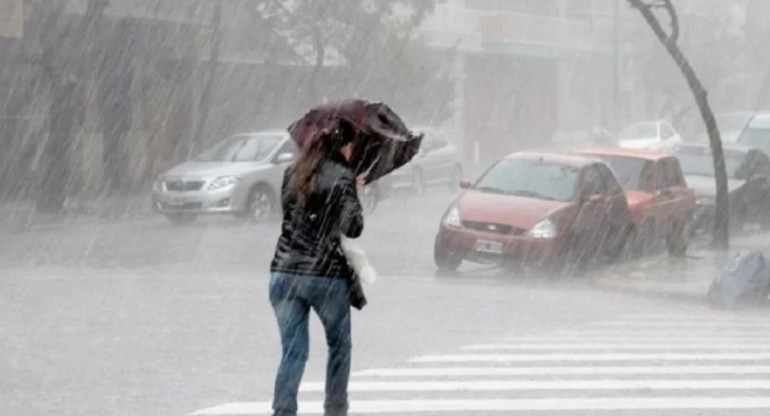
top-left (1, 188), bottom-right (769, 416)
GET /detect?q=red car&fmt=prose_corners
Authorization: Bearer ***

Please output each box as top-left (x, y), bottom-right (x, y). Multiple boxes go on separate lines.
top-left (434, 152), bottom-right (634, 272)
top-left (578, 147), bottom-right (695, 255)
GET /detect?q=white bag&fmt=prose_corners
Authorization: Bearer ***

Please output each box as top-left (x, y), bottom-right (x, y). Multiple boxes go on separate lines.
top-left (340, 237), bottom-right (377, 285)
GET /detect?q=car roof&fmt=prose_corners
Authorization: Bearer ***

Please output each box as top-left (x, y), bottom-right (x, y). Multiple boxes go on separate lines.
top-left (505, 152), bottom-right (595, 168)
top-left (578, 147), bottom-right (669, 161)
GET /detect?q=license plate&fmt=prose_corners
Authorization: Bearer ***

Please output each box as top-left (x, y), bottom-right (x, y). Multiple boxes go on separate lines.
top-left (475, 239), bottom-right (503, 254)
top-left (169, 197), bottom-right (188, 206)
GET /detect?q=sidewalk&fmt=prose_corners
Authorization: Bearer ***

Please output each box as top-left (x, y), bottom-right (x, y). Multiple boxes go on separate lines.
top-left (0, 193), bottom-right (153, 232)
top-left (592, 233), bottom-right (770, 302)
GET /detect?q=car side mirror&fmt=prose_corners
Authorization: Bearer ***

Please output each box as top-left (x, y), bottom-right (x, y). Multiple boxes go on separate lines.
top-left (275, 152), bottom-right (296, 164)
top-left (459, 180), bottom-right (471, 190)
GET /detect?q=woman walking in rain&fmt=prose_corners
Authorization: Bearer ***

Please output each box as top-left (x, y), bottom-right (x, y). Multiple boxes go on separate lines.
top-left (269, 118), bottom-right (364, 416)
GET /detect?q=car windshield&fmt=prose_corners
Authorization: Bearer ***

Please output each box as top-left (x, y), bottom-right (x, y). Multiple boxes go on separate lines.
top-left (675, 147), bottom-right (745, 179)
top-left (717, 114), bottom-right (751, 132)
top-left (619, 122), bottom-right (658, 141)
top-left (474, 158), bottom-right (578, 202)
top-left (589, 155), bottom-right (653, 191)
top-left (738, 127), bottom-right (770, 155)
top-left (195, 134), bottom-right (283, 162)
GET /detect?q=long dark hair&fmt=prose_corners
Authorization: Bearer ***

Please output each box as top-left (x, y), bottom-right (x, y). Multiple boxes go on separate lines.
top-left (288, 118), bottom-right (356, 206)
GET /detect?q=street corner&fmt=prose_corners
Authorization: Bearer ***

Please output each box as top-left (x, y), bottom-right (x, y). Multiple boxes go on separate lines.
top-left (590, 253), bottom-right (720, 303)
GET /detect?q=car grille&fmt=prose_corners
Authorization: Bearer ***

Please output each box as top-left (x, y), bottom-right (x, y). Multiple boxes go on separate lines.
top-left (160, 202), bottom-right (202, 211)
top-left (164, 180), bottom-right (205, 192)
top-left (462, 221), bottom-right (526, 236)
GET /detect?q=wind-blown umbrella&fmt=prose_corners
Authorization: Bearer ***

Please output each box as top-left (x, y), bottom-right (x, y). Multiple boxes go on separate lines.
top-left (288, 99), bottom-right (423, 184)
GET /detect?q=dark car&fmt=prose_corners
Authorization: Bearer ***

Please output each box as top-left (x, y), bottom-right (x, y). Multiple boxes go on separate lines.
top-left (434, 152), bottom-right (634, 272)
top-left (673, 143), bottom-right (770, 233)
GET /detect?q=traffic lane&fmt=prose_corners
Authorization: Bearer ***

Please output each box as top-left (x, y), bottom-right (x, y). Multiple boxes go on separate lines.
top-left (0, 262), bottom-right (684, 416)
top-left (0, 189), bottom-right (455, 275)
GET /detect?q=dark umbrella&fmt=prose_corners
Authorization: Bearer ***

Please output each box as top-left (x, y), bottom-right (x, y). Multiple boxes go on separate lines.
top-left (288, 99), bottom-right (423, 184)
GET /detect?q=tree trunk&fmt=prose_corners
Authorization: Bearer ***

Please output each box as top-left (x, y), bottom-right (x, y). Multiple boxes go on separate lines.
top-left (193, 0), bottom-right (222, 155)
top-left (628, 0), bottom-right (729, 249)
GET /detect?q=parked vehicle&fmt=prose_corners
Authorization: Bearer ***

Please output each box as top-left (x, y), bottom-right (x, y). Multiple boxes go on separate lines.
top-left (674, 143), bottom-right (770, 233)
top-left (715, 112), bottom-right (754, 144)
top-left (434, 152), bottom-right (634, 272)
top-left (152, 130), bottom-right (383, 223)
top-left (618, 120), bottom-right (681, 151)
top-left (578, 147), bottom-right (695, 256)
top-left (389, 128), bottom-right (463, 193)
top-left (737, 113), bottom-right (770, 155)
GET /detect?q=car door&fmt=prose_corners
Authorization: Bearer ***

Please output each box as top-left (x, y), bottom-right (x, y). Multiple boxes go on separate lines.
top-left (596, 162), bottom-right (633, 230)
top-left (742, 150), bottom-right (770, 219)
top-left (265, 138), bottom-right (298, 190)
top-left (574, 165), bottom-right (609, 249)
top-left (655, 157), bottom-right (690, 230)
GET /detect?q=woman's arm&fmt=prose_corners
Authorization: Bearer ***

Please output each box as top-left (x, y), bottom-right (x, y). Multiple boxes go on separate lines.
top-left (338, 172), bottom-right (364, 238)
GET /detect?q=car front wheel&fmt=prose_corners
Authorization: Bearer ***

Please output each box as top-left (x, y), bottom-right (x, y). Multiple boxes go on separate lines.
top-left (243, 185), bottom-right (275, 223)
top-left (434, 237), bottom-right (463, 272)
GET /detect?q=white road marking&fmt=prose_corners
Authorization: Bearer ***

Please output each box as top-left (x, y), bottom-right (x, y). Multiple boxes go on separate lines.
top-left (411, 352), bottom-right (770, 363)
top-left (592, 321), bottom-right (770, 328)
top-left (299, 379), bottom-right (770, 392)
top-left (191, 397), bottom-right (770, 415)
top-left (353, 365), bottom-right (770, 377)
top-left (462, 343), bottom-right (770, 350)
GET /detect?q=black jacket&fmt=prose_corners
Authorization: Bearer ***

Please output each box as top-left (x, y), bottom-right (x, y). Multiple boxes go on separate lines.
top-left (270, 155), bottom-right (364, 279)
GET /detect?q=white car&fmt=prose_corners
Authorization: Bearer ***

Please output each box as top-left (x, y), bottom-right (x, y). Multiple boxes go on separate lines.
top-left (389, 128), bottom-right (463, 192)
top-left (737, 113), bottom-right (770, 156)
top-left (618, 120), bottom-right (681, 151)
top-left (152, 131), bottom-right (298, 223)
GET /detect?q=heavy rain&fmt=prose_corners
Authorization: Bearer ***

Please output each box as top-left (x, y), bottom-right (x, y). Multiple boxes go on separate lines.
top-left (2, 0), bottom-right (770, 415)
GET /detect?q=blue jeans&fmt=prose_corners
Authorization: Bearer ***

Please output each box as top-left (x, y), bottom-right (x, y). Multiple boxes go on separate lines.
top-left (269, 272), bottom-right (351, 416)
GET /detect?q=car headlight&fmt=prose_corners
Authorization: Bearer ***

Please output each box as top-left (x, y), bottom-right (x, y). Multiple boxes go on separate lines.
top-left (442, 205), bottom-right (462, 228)
top-left (208, 176), bottom-right (241, 190)
top-left (528, 218), bottom-right (557, 239)
top-left (153, 179), bottom-right (165, 192)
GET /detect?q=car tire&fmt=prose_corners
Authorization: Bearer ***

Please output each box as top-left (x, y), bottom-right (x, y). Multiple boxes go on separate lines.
top-left (243, 185), bottom-right (275, 223)
top-left (412, 169), bottom-right (425, 194)
top-left (667, 220), bottom-right (688, 257)
top-left (633, 220), bottom-right (656, 258)
top-left (434, 237), bottom-right (462, 272)
top-left (165, 213), bottom-right (197, 225)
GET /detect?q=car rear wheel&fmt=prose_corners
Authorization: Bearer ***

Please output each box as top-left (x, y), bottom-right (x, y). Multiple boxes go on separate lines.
top-left (667, 220), bottom-right (688, 257)
top-left (165, 213), bottom-right (197, 225)
top-left (633, 220), bottom-right (657, 258)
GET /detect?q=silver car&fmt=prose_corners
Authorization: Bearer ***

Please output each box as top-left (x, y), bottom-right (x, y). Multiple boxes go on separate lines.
top-left (152, 131), bottom-right (298, 223)
top-left (389, 128), bottom-right (463, 192)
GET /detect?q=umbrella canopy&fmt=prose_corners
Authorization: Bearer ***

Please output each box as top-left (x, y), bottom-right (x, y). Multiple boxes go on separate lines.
top-left (288, 99), bottom-right (423, 184)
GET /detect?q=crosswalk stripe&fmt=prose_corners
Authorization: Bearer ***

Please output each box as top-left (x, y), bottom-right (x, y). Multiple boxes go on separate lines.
top-left (191, 397), bottom-right (770, 415)
top-left (592, 321), bottom-right (770, 328)
top-left (353, 365), bottom-right (770, 377)
top-left (411, 352), bottom-right (770, 363)
top-left (503, 336), bottom-right (770, 342)
top-left (299, 379), bottom-right (770, 392)
top-left (462, 343), bottom-right (770, 350)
